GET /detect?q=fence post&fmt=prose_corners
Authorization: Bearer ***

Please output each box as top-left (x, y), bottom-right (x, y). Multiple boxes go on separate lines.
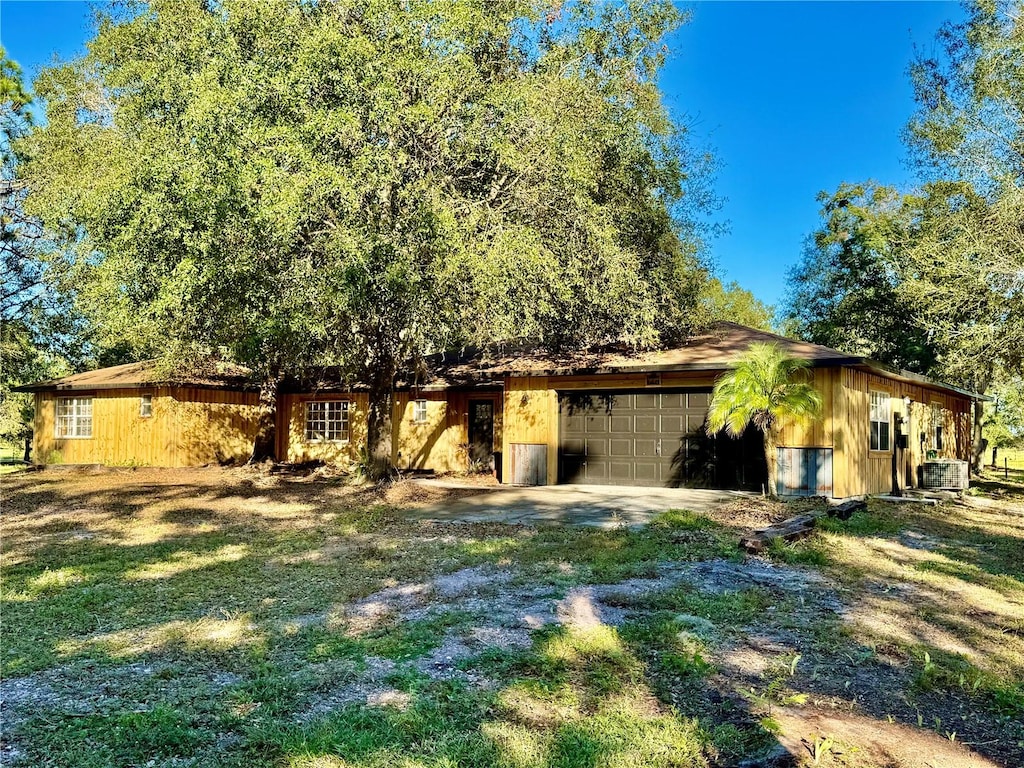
top-left (1006, 457), bottom-right (1009, 480)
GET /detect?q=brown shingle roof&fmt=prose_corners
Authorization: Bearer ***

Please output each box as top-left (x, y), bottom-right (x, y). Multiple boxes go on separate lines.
top-left (421, 322), bottom-right (859, 381)
top-left (14, 359), bottom-right (256, 393)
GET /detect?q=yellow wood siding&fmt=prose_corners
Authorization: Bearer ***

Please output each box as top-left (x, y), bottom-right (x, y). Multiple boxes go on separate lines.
top-left (392, 391), bottom-right (503, 474)
top-left (278, 393), bottom-right (369, 465)
top-left (33, 388), bottom-right (260, 467)
top-left (279, 390), bottom-right (502, 473)
top-left (776, 368), bottom-right (837, 448)
top-left (836, 369), bottom-right (971, 497)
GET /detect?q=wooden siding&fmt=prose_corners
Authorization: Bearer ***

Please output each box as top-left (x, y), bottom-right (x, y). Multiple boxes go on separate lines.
top-left (776, 368), bottom-right (837, 448)
top-left (278, 392), bottom-right (369, 465)
top-left (33, 388), bottom-right (260, 467)
top-left (279, 390), bottom-right (503, 473)
top-left (501, 365), bottom-right (972, 495)
top-left (836, 369), bottom-right (971, 497)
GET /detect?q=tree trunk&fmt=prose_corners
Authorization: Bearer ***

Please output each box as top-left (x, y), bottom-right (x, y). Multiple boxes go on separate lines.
top-left (365, 358), bottom-right (396, 481)
top-left (971, 398), bottom-right (985, 473)
top-left (249, 374), bottom-right (281, 464)
top-left (763, 429), bottom-right (778, 498)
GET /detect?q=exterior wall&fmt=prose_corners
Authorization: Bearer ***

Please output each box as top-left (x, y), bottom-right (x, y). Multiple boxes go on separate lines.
top-left (835, 368), bottom-right (971, 497)
top-left (392, 390), bottom-right (503, 473)
top-left (33, 387), bottom-right (260, 467)
top-left (277, 392), bottom-right (370, 465)
top-left (279, 389), bottom-right (503, 473)
top-left (501, 370), bottom-right (834, 486)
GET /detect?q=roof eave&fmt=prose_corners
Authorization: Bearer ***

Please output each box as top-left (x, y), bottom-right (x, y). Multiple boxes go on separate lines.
top-left (494, 357), bottom-right (863, 378)
top-left (854, 361), bottom-right (990, 401)
top-left (14, 381), bottom-right (260, 393)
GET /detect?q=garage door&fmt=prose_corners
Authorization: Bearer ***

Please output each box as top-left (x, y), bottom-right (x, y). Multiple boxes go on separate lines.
top-left (558, 390), bottom-right (711, 486)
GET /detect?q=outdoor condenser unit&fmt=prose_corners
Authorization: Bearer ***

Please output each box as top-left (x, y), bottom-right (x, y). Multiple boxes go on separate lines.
top-left (921, 460), bottom-right (970, 490)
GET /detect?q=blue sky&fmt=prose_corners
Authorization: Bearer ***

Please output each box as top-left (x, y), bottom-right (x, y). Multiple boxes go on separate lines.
top-left (1, 1), bottom-right (964, 309)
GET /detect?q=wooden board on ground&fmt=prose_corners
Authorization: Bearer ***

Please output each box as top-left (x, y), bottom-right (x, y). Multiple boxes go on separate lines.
top-left (741, 499), bottom-right (866, 552)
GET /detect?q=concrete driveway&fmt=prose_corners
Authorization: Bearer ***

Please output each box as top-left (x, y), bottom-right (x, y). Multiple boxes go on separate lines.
top-left (404, 480), bottom-right (752, 529)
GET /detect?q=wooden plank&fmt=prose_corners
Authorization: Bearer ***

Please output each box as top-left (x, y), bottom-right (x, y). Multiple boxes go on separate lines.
top-left (741, 513), bottom-right (820, 552)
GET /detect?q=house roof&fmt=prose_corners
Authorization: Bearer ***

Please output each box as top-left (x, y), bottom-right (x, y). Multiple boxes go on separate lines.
top-left (422, 323), bottom-right (859, 381)
top-left (416, 322), bottom-right (986, 401)
top-left (13, 359), bottom-right (257, 393)
top-left (15, 323), bottom-right (986, 401)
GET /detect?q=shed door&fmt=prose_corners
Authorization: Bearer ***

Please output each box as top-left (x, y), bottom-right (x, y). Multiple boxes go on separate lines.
top-left (776, 448), bottom-right (833, 496)
top-left (558, 391), bottom-right (710, 487)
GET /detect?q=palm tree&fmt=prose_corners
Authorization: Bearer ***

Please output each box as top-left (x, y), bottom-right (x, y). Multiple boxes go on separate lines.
top-left (706, 342), bottom-right (822, 497)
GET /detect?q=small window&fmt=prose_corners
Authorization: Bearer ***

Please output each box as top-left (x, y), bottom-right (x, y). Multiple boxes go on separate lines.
top-left (55, 397), bottom-right (93, 439)
top-left (413, 399), bottom-right (428, 424)
top-left (930, 403), bottom-right (944, 451)
top-left (869, 390), bottom-right (890, 451)
top-left (305, 400), bottom-right (350, 442)
top-left (139, 394), bottom-right (153, 418)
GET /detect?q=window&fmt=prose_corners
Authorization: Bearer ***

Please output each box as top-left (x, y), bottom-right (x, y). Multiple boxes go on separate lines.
top-left (930, 402), bottom-right (944, 451)
top-left (305, 401), bottom-right (349, 442)
top-left (869, 391), bottom-right (890, 451)
top-left (56, 397), bottom-right (93, 439)
top-left (413, 399), bottom-right (428, 424)
top-left (139, 394), bottom-right (153, 418)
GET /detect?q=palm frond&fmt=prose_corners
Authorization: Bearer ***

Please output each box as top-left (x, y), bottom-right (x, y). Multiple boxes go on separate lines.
top-left (706, 342), bottom-right (822, 438)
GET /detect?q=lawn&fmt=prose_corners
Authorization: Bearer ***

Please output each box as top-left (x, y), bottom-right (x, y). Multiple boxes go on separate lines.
top-left (1, 468), bottom-right (1021, 768)
top-left (0, 442), bottom-right (28, 475)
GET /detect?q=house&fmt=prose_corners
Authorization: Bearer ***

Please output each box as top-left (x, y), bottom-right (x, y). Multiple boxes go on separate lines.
top-left (18, 360), bottom-right (262, 467)
top-left (19, 324), bottom-right (979, 496)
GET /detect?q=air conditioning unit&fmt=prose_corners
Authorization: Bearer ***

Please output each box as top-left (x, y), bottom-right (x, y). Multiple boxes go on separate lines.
top-left (921, 460), bottom-right (969, 490)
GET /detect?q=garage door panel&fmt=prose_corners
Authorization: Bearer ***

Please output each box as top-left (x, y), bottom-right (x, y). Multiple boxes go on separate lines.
top-left (687, 414), bottom-right (706, 434)
top-left (660, 393), bottom-right (684, 408)
top-left (635, 415), bottom-right (658, 432)
top-left (634, 461), bottom-right (658, 482)
top-left (609, 415), bottom-right (632, 432)
top-left (609, 438), bottom-right (633, 457)
top-left (586, 438), bottom-right (609, 457)
top-left (660, 414), bottom-right (684, 433)
top-left (563, 438), bottom-right (585, 455)
top-left (687, 393), bottom-right (709, 408)
top-left (635, 394), bottom-right (659, 409)
top-left (608, 462), bottom-right (634, 482)
top-left (634, 439), bottom-right (658, 457)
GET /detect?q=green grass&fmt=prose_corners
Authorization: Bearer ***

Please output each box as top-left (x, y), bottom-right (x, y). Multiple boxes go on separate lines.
top-left (3, 471), bottom-right (1023, 767)
top-left (0, 442), bottom-right (28, 474)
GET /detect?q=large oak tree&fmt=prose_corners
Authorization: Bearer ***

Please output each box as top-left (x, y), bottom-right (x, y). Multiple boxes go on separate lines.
top-left (20, 0), bottom-right (714, 473)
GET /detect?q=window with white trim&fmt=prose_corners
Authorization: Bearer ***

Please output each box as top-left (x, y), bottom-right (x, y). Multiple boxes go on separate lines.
top-left (930, 402), bottom-right (944, 451)
top-left (869, 390), bottom-right (890, 451)
top-left (56, 397), bottom-right (93, 438)
top-left (305, 401), bottom-right (349, 442)
top-left (139, 394), bottom-right (153, 418)
top-left (413, 399), bottom-right (428, 424)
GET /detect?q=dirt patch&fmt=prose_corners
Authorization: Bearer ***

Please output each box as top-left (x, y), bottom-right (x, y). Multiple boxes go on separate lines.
top-left (772, 706), bottom-right (1003, 768)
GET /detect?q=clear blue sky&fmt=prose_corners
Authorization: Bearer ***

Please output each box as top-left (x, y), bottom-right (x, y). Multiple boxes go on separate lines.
top-left (1, 0), bottom-right (964, 309)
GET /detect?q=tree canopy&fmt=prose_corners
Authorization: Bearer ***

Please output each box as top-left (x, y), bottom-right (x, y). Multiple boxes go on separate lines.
top-left (19, 0), bottom-right (717, 468)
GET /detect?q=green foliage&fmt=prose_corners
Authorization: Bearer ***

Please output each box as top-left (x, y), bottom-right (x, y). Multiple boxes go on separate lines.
top-left (700, 279), bottom-right (774, 331)
top-left (783, 183), bottom-right (939, 374)
top-left (19, 0), bottom-right (716, 467)
top-left (706, 343), bottom-right (821, 439)
top-left (785, 1), bottom-right (1023, 435)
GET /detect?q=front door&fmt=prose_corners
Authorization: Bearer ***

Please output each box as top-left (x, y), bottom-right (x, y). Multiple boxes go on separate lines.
top-left (468, 400), bottom-right (495, 470)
